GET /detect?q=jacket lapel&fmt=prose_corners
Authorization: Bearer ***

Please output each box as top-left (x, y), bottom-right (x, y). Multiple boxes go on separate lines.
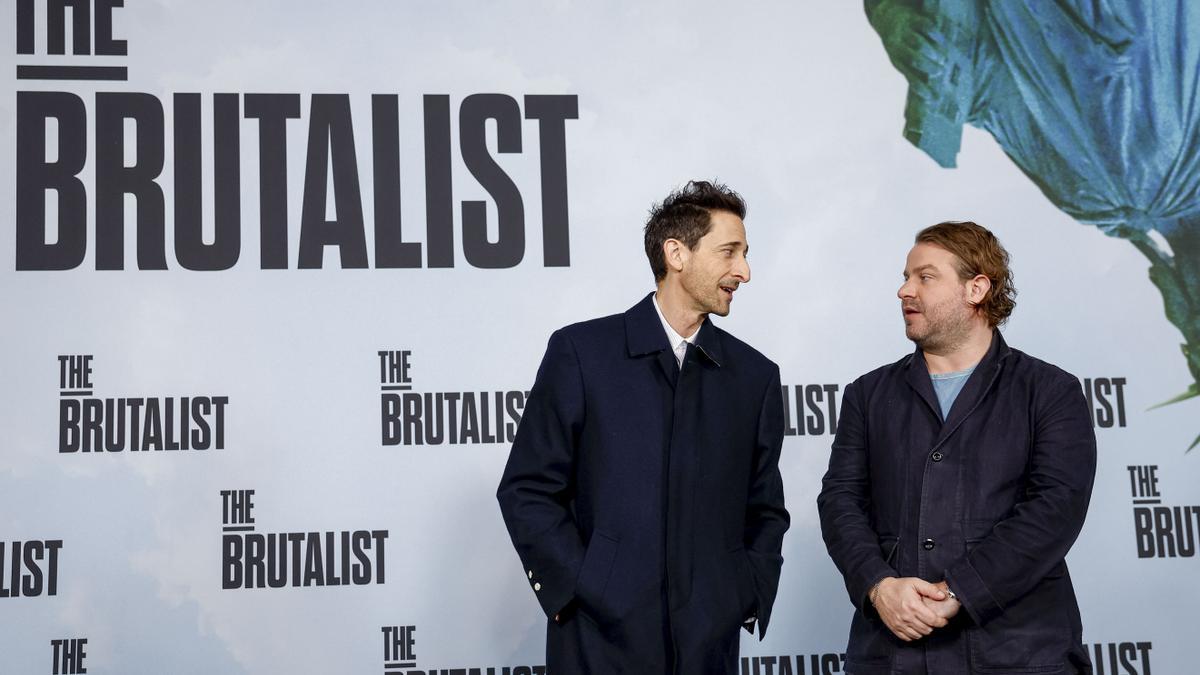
top-left (930, 331), bottom-right (1012, 451)
top-left (625, 292), bottom-right (678, 389)
top-left (691, 315), bottom-right (724, 369)
top-left (905, 351), bottom-right (942, 425)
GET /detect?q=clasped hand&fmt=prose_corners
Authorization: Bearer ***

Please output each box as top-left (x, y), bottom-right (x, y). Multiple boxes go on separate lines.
top-left (871, 577), bottom-right (960, 641)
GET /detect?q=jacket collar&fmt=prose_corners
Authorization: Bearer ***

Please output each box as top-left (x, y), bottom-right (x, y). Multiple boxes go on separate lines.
top-left (625, 292), bottom-right (724, 367)
top-left (905, 329), bottom-right (1011, 425)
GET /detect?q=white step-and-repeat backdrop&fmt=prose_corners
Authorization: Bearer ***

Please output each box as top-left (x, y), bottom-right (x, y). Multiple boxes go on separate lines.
top-left (2, 1), bottom-right (1197, 673)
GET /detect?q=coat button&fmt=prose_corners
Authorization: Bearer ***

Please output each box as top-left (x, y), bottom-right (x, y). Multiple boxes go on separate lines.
top-left (923, 538), bottom-right (936, 550)
top-left (527, 570), bottom-right (533, 579)
top-left (534, 582), bottom-right (541, 591)
top-left (931, 451), bottom-right (943, 462)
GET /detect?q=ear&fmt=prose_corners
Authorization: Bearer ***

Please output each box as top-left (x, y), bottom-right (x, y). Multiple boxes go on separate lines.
top-left (966, 274), bottom-right (991, 307)
top-left (663, 238), bottom-right (689, 274)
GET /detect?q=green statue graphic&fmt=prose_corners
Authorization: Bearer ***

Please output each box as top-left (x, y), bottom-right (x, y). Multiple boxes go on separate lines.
top-left (865, 0), bottom-right (1200, 449)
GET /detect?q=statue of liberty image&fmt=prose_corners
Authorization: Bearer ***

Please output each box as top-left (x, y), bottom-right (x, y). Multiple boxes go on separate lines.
top-left (865, 1), bottom-right (1200, 449)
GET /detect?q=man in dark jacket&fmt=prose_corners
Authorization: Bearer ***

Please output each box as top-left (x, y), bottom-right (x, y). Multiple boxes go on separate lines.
top-left (818, 221), bottom-right (1096, 675)
top-left (497, 181), bottom-right (789, 674)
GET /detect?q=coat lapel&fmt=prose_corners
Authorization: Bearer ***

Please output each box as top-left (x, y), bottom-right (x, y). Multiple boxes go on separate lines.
top-left (930, 331), bottom-right (1012, 451)
top-left (625, 292), bottom-right (677, 389)
top-left (904, 351), bottom-right (942, 425)
top-left (625, 292), bottom-right (726, 387)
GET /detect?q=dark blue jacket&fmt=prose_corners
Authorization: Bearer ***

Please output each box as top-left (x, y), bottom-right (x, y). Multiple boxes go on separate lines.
top-left (498, 293), bottom-right (790, 674)
top-left (818, 331), bottom-right (1096, 675)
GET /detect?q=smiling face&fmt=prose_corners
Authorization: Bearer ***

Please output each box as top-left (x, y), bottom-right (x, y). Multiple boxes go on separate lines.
top-left (678, 209), bottom-right (751, 317)
top-left (897, 242), bottom-right (977, 352)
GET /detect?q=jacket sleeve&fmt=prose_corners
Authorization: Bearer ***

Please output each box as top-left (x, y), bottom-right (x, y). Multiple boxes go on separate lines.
top-left (742, 365), bottom-right (791, 639)
top-left (496, 329), bottom-right (587, 620)
top-left (817, 379), bottom-right (896, 613)
top-left (943, 374), bottom-right (1097, 626)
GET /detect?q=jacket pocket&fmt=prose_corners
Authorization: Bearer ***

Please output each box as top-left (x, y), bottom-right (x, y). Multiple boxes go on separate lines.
top-left (963, 518), bottom-right (999, 548)
top-left (730, 545), bottom-right (757, 619)
top-left (879, 535), bottom-right (899, 564)
top-left (966, 607), bottom-right (1068, 673)
top-left (576, 531), bottom-right (619, 623)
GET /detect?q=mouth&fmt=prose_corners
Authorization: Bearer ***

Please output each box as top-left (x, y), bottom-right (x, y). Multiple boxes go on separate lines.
top-left (720, 284), bottom-right (737, 300)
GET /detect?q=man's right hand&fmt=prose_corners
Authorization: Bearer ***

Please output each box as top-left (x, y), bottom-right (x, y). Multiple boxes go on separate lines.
top-left (871, 577), bottom-right (948, 641)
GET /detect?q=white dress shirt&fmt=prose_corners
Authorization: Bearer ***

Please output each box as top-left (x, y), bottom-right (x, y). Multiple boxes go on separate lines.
top-left (652, 293), bottom-right (700, 368)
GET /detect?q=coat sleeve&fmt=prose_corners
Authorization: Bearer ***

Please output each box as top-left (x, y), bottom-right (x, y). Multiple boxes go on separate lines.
top-left (943, 374), bottom-right (1097, 626)
top-left (742, 365), bottom-right (791, 639)
top-left (496, 329), bottom-right (587, 620)
top-left (817, 379), bottom-right (897, 613)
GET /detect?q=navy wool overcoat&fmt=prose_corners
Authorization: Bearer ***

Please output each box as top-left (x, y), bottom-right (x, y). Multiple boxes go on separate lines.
top-left (498, 293), bottom-right (790, 674)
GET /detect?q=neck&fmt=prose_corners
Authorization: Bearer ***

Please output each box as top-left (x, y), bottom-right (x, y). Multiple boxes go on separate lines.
top-left (655, 281), bottom-right (705, 338)
top-left (923, 324), bottom-right (993, 374)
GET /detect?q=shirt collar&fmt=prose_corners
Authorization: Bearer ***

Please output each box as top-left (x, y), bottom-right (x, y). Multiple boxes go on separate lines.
top-left (652, 292), bottom-right (700, 354)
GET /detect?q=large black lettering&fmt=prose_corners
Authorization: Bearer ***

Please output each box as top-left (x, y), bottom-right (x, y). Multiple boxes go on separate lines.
top-left (1095, 378), bottom-right (1114, 428)
top-left (371, 530), bottom-right (387, 583)
top-left (95, 92), bottom-right (167, 270)
top-left (20, 541), bottom-right (44, 596)
top-left (245, 94), bottom-right (301, 269)
top-left (460, 94), bottom-right (524, 268)
top-left (372, 95), bottom-right (421, 267)
top-left (192, 397), bottom-right (212, 450)
top-left (402, 393), bottom-right (423, 445)
top-left (212, 396), bottom-right (228, 449)
top-left (59, 399), bottom-right (81, 452)
top-left (1134, 507), bottom-right (1154, 558)
top-left (298, 95), bottom-right (367, 268)
top-left (424, 393), bottom-right (445, 445)
top-left (104, 398), bottom-right (126, 452)
top-left (381, 394), bottom-right (401, 445)
top-left (16, 92), bottom-right (88, 270)
top-left (525, 95), bottom-right (577, 266)
top-left (16, 0), bottom-right (34, 54)
top-left (48, 0), bottom-right (90, 55)
top-left (424, 95), bottom-right (454, 267)
top-left (223, 535), bottom-right (243, 589)
top-left (805, 384), bottom-right (826, 435)
top-left (175, 93), bottom-right (242, 270)
top-left (94, 0), bottom-right (127, 56)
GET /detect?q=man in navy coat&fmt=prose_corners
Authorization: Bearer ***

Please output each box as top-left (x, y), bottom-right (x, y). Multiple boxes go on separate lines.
top-left (497, 180), bottom-right (790, 674)
top-left (818, 221), bottom-right (1096, 674)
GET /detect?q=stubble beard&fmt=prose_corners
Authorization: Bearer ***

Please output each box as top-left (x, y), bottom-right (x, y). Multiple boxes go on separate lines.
top-left (682, 270), bottom-right (729, 318)
top-left (908, 294), bottom-right (972, 355)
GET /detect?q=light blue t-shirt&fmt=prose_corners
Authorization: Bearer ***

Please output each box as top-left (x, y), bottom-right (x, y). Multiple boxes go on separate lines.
top-left (930, 366), bottom-right (977, 419)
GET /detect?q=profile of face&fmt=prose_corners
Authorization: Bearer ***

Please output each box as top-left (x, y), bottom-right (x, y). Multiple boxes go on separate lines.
top-left (897, 242), bottom-right (981, 352)
top-left (673, 210), bottom-right (751, 317)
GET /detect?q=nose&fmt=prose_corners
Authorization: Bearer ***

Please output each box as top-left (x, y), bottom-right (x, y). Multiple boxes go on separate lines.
top-left (734, 254), bottom-right (750, 283)
top-left (897, 278), bottom-right (915, 300)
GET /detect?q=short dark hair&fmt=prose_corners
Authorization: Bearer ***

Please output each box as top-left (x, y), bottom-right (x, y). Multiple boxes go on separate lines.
top-left (915, 221), bottom-right (1017, 327)
top-left (644, 180), bottom-right (747, 281)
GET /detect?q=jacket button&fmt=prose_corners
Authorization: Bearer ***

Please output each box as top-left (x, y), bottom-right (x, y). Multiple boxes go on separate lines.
top-left (923, 538), bottom-right (936, 550)
top-left (534, 582), bottom-right (542, 591)
top-left (931, 451), bottom-right (943, 462)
